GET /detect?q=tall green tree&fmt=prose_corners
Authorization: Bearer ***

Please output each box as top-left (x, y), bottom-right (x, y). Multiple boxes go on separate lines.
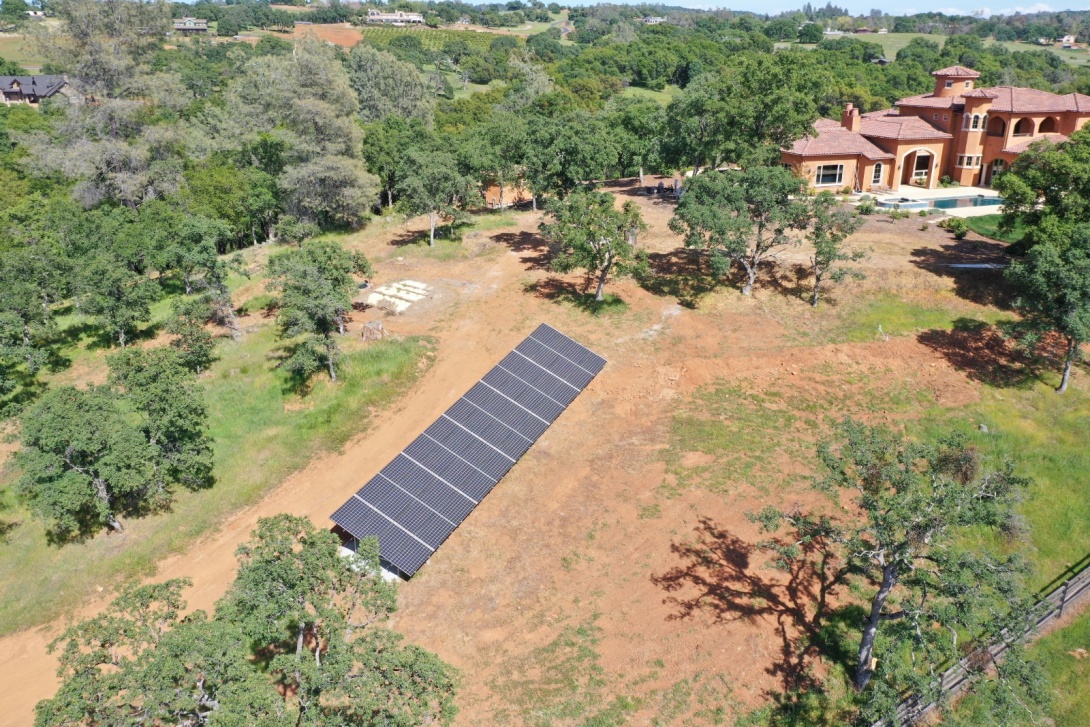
top-left (220, 515), bottom-right (458, 726)
top-left (37, 517), bottom-right (459, 725)
top-left (267, 241), bottom-right (371, 383)
top-left (807, 191), bottom-right (865, 307)
top-left (603, 95), bottom-right (668, 185)
top-left (16, 386), bottom-right (155, 539)
top-left (108, 348), bottom-right (214, 493)
top-left (396, 149), bottom-right (476, 246)
top-left (669, 166), bottom-right (810, 295)
top-left (750, 421), bottom-right (1038, 723)
top-left (541, 189), bottom-right (648, 302)
top-left (80, 255), bottom-right (160, 348)
top-left (994, 128), bottom-right (1090, 250)
top-left (1004, 226), bottom-right (1090, 393)
top-left (347, 44), bottom-right (436, 124)
top-left (167, 296), bottom-right (216, 374)
top-left (36, 579), bottom-right (282, 727)
top-left (712, 54), bottom-right (825, 167)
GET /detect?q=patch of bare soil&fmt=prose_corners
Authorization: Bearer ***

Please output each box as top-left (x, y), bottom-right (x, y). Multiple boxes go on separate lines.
top-left (0, 183), bottom-right (1007, 726)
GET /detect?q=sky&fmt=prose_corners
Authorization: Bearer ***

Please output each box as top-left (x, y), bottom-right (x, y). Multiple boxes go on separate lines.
top-left (564, 0), bottom-right (1090, 18)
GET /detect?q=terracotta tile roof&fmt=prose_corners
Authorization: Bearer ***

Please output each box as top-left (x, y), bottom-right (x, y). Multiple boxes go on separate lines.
top-left (895, 93), bottom-right (963, 110)
top-left (932, 65), bottom-right (981, 78)
top-left (1001, 133), bottom-right (1067, 155)
top-left (963, 86), bottom-right (1090, 113)
top-left (858, 110), bottom-right (952, 140)
top-left (787, 119), bottom-right (894, 160)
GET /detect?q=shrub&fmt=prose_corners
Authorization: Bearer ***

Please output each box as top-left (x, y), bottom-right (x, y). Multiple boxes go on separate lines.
top-left (857, 197), bottom-right (876, 215)
top-left (938, 217), bottom-right (970, 240)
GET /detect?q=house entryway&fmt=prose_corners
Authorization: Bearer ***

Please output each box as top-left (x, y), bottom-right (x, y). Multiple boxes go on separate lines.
top-left (900, 150), bottom-right (934, 187)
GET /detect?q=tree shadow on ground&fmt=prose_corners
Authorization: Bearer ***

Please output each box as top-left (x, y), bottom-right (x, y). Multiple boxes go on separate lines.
top-left (910, 240), bottom-right (1015, 309)
top-left (652, 517), bottom-right (859, 723)
top-left (524, 276), bottom-right (627, 315)
top-left (639, 248), bottom-right (724, 308)
top-left (916, 319), bottom-right (1040, 388)
top-left (756, 260), bottom-right (815, 304)
top-left (492, 230), bottom-right (554, 271)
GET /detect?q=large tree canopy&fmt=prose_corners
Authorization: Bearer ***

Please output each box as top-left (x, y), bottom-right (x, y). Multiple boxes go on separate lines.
top-left (37, 515), bottom-right (459, 726)
top-left (993, 128), bottom-right (1090, 250)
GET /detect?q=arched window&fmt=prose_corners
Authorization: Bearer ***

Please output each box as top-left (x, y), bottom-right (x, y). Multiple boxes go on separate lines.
top-left (981, 114), bottom-right (989, 129)
top-left (1039, 116), bottom-right (1058, 134)
top-left (971, 115), bottom-right (981, 130)
top-left (1013, 118), bottom-right (1035, 136)
top-left (872, 163), bottom-right (883, 185)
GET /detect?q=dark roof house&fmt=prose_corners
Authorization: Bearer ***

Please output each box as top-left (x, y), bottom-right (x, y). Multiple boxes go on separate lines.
top-left (0, 75), bottom-right (68, 105)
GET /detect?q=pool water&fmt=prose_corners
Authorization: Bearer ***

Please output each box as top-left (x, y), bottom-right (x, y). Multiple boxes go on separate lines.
top-left (876, 195), bottom-right (1003, 210)
top-left (929, 196), bottom-right (1004, 210)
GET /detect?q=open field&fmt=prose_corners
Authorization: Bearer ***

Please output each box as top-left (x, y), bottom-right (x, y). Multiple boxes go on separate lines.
top-left (621, 83), bottom-right (680, 105)
top-left (0, 34), bottom-right (47, 71)
top-left (270, 23), bottom-right (508, 52)
top-left (0, 181), bottom-right (1088, 726)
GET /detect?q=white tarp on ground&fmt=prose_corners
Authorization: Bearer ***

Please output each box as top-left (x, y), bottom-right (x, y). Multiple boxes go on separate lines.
top-left (365, 280), bottom-right (431, 314)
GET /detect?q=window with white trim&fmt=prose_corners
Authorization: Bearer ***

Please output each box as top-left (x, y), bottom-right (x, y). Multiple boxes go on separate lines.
top-left (962, 115), bottom-right (971, 130)
top-left (971, 115), bottom-right (981, 130)
top-left (933, 113), bottom-right (939, 120)
top-left (965, 81), bottom-right (971, 88)
top-left (872, 163), bottom-right (883, 185)
top-left (943, 114), bottom-right (949, 121)
top-left (815, 164), bottom-right (844, 186)
top-left (945, 81), bottom-right (953, 88)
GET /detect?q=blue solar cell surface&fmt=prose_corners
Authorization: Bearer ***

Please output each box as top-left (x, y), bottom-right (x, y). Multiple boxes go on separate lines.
top-left (331, 324), bottom-right (604, 576)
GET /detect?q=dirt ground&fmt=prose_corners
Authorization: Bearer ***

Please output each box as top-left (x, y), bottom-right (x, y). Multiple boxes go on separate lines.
top-left (0, 180), bottom-right (1024, 725)
top-left (288, 23), bottom-right (363, 47)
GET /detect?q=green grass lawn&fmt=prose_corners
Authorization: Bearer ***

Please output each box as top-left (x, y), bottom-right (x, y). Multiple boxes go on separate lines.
top-left (965, 213), bottom-right (1026, 245)
top-left (620, 84), bottom-right (680, 105)
top-left (0, 34), bottom-right (47, 71)
top-left (0, 284), bottom-right (433, 635)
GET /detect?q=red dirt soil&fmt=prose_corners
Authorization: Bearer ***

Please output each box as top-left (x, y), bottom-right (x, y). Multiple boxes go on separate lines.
top-left (0, 182), bottom-right (1009, 725)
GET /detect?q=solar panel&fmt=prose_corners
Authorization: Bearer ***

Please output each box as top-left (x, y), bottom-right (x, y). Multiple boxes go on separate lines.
top-left (330, 324), bottom-right (605, 576)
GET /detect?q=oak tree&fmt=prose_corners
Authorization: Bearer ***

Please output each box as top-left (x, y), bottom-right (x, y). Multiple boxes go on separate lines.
top-left (670, 166), bottom-right (810, 295)
top-left (542, 189), bottom-right (648, 302)
top-left (1004, 226), bottom-right (1090, 393)
top-left (807, 191), bottom-right (865, 307)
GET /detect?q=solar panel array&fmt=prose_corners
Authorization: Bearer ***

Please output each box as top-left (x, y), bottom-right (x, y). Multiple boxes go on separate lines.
top-left (331, 323), bottom-right (606, 576)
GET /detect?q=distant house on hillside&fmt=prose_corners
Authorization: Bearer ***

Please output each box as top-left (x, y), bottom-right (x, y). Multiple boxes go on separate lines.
top-left (823, 29), bottom-right (843, 36)
top-left (25, 10), bottom-right (45, 19)
top-left (1061, 34), bottom-right (1081, 48)
top-left (173, 17), bottom-right (208, 34)
top-left (643, 16), bottom-right (667, 25)
top-left (0, 75), bottom-right (69, 106)
top-left (877, 28), bottom-right (888, 34)
top-left (366, 9), bottom-right (424, 24)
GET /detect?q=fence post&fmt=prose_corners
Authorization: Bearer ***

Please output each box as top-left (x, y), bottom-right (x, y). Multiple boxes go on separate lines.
top-left (1060, 580), bottom-right (1071, 618)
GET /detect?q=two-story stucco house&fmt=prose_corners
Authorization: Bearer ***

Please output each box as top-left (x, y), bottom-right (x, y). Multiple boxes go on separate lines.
top-left (782, 65), bottom-right (1090, 192)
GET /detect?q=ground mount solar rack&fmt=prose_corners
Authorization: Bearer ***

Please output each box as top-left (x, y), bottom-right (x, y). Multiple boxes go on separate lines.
top-left (330, 323), bottom-right (606, 578)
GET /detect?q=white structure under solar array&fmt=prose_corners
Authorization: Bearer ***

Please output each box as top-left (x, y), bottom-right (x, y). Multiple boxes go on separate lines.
top-left (331, 323), bottom-right (606, 576)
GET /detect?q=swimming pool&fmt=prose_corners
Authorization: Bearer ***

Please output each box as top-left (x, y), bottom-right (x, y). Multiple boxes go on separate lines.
top-left (929, 196), bottom-right (1004, 210)
top-left (876, 196), bottom-right (1004, 210)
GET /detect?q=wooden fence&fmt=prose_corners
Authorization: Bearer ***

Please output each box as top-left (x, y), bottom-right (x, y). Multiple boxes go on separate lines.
top-left (872, 552), bottom-right (1090, 727)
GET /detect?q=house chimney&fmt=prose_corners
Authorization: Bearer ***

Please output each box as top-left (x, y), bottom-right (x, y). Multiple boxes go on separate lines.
top-left (841, 103), bottom-right (861, 132)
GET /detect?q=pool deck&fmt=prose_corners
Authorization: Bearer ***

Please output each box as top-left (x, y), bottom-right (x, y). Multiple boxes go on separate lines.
top-left (880, 186), bottom-right (1003, 219)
